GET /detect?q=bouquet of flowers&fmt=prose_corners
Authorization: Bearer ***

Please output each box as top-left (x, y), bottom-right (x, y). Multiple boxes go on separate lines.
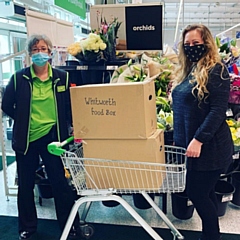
top-left (67, 11), bottom-right (121, 63)
top-left (226, 118), bottom-right (240, 149)
top-left (215, 36), bottom-right (240, 68)
top-left (67, 33), bottom-right (107, 62)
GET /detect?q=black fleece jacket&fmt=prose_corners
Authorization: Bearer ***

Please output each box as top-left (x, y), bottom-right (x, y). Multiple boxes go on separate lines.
top-left (1, 66), bottom-right (72, 155)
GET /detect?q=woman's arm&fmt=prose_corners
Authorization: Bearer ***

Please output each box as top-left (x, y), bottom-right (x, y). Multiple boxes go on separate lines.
top-left (1, 74), bottom-right (16, 120)
top-left (194, 64), bottom-right (230, 143)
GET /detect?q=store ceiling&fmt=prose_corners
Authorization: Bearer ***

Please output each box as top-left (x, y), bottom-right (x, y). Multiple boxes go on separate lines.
top-left (140, 0), bottom-right (240, 32)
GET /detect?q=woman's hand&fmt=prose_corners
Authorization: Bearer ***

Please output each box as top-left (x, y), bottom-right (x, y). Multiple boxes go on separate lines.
top-left (186, 138), bottom-right (203, 158)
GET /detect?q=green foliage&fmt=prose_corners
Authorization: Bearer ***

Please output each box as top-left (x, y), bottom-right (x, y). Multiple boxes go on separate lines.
top-left (112, 17), bottom-right (122, 38)
top-left (219, 42), bottom-right (230, 54)
top-left (156, 96), bottom-right (172, 113)
top-left (111, 67), bottom-right (124, 81)
top-left (157, 108), bottom-right (173, 131)
top-left (124, 59), bottom-right (147, 82)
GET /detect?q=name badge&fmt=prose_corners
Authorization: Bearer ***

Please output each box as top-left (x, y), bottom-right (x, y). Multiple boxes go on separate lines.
top-left (57, 86), bottom-right (65, 92)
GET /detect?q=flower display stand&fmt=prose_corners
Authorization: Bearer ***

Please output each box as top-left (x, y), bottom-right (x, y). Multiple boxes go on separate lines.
top-left (79, 59), bottom-right (106, 85)
top-left (56, 58), bottom-right (130, 86)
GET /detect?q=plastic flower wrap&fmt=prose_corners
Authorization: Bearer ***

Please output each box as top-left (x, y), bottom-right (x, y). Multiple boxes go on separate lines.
top-left (226, 118), bottom-right (240, 149)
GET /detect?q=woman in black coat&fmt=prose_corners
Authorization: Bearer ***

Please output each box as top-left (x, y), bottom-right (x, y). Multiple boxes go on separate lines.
top-left (1, 34), bottom-right (80, 240)
top-left (171, 24), bottom-right (233, 240)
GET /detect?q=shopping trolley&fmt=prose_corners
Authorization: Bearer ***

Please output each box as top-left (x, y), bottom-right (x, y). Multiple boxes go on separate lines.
top-left (48, 136), bottom-right (187, 240)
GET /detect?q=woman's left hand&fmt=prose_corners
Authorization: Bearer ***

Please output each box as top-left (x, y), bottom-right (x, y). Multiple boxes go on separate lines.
top-left (186, 138), bottom-right (203, 158)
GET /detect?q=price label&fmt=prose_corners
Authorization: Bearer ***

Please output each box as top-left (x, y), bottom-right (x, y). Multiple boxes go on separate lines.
top-left (226, 108), bottom-right (233, 117)
top-left (187, 199), bottom-right (193, 206)
top-left (222, 194), bottom-right (233, 202)
top-left (233, 152), bottom-right (239, 159)
top-left (77, 66), bottom-right (88, 70)
top-left (106, 65), bottom-right (118, 70)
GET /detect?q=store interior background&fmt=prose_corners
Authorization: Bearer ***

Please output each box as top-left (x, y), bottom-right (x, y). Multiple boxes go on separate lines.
top-left (1, 0), bottom-right (240, 238)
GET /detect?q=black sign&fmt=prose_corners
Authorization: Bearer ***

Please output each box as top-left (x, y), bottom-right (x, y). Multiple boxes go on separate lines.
top-left (125, 5), bottom-right (163, 51)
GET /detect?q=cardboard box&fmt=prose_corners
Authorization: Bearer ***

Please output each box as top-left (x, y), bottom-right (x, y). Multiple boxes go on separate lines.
top-left (70, 80), bottom-right (157, 139)
top-left (83, 129), bottom-right (166, 190)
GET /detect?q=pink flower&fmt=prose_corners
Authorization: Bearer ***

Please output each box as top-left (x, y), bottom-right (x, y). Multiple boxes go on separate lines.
top-left (101, 24), bottom-right (108, 34)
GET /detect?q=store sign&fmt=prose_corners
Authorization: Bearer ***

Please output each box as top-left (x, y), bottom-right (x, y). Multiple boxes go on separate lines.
top-left (54, 0), bottom-right (86, 19)
top-left (125, 5), bottom-right (163, 50)
top-left (90, 3), bottom-right (163, 52)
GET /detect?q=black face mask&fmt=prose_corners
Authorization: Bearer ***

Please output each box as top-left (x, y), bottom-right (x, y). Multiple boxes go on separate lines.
top-left (184, 44), bottom-right (206, 62)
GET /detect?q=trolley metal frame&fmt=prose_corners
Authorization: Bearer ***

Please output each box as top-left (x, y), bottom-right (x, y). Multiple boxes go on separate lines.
top-left (48, 137), bottom-right (187, 240)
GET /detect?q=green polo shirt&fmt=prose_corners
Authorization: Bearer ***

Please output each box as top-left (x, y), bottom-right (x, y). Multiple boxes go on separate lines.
top-left (29, 64), bottom-right (56, 142)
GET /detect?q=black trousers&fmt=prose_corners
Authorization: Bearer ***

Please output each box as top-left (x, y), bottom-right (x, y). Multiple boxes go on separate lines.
top-left (16, 129), bottom-right (79, 233)
top-left (186, 169), bottom-right (223, 240)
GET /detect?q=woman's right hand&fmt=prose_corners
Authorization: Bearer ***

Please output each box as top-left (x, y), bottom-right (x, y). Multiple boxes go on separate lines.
top-left (186, 138), bottom-right (202, 158)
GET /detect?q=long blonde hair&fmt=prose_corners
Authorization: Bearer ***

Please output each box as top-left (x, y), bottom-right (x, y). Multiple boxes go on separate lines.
top-left (173, 24), bottom-right (225, 102)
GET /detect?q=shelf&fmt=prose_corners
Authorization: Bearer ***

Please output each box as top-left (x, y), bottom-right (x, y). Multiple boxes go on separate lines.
top-left (55, 58), bottom-right (131, 71)
top-left (56, 64), bottom-right (120, 71)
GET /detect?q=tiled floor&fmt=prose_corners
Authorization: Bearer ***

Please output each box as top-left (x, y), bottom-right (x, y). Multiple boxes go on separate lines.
top-left (1, 133), bottom-right (240, 238)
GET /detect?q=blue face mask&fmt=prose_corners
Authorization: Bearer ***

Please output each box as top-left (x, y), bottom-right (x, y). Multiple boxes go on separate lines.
top-left (31, 52), bottom-right (50, 67)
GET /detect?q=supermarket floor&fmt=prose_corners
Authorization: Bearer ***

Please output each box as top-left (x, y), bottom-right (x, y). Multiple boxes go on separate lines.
top-left (1, 160), bottom-right (240, 238)
top-left (1, 133), bottom-right (240, 237)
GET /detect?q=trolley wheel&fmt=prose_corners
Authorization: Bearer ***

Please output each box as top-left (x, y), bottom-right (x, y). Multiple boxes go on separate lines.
top-left (80, 224), bottom-right (94, 239)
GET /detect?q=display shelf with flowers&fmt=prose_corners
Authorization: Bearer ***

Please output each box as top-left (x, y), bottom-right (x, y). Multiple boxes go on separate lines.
top-left (156, 95), bottom-right (174, 145)
top-left (226, 118), bottom-right (240, 151)
top-left (228, 73), bottom-right (240, 105)
top-left (67, 12), bottom-right (122, 64)
top-left (215, 36), bottom-right (240, 68)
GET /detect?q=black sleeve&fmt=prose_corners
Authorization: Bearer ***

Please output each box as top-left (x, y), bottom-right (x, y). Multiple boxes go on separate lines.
top-left (1, 73), bottom-right (16, 120)
top-left (194, 64), bottom-right (230, 143)
top-left (65, 71), bottom-right (73, 128)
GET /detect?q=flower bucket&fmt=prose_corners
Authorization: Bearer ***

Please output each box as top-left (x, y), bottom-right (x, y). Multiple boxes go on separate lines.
top-left (65, 60), bottom-right (80, 66)
top-left (171, 191), bottom-right (194, 220)
top-left (133, 193), bottom-right (155, 209)
top-left (164, 130), bottom-right (174, 145)
top-left (231, 172), bottom-right (240, 206)
top-left (79, 59), bottom-right (106, 85)
top-left (215, 180), bottom-right (235, 217)
top-left (102, 194), bottom-right (122, 207)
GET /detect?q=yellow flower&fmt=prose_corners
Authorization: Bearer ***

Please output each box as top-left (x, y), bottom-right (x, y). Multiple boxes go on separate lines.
top-left (226, 119), bottom-right (235, 127)
top-left (230, 127), bottom-right (237, 141)
top-left (227, 118), bottom-right (240, 145)
top-left (232, 135), bottom-right (237, 141)
top-left (67, 32), bottom-right (107, 58)
top-left (64, 168), bottom-right (71, 179)
top-left (67, 42), bottom-right (81, 56)
top-left (99, 42), bottom-right (107, 51)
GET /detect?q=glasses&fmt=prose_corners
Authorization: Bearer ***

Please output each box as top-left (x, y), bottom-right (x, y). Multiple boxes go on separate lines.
top-left (31, 47), bottom-right (48, 53)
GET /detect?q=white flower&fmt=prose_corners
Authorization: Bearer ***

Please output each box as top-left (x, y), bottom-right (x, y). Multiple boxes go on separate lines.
top-left (79, 33), bottom-right (107, 53)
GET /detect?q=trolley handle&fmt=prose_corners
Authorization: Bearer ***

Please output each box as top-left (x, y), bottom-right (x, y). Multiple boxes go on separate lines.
top-left (47, 136), bottom-right (74, 156)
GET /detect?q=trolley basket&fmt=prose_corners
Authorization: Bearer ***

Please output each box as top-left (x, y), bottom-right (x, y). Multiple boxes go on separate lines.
top-left (48, 137), bottom-right (187, 240)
